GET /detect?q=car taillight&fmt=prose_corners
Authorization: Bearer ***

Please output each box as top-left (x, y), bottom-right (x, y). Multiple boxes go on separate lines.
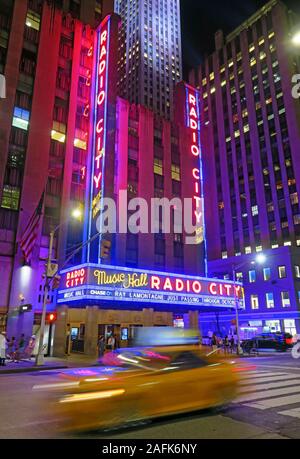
top-left (285, 338), bottom-right (293, 345)
top-left (232, 364), bottom-right (256, 372)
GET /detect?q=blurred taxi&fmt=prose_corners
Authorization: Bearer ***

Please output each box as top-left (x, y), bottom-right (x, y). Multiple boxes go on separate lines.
top-left (41, 343), bottom-right (240, 432)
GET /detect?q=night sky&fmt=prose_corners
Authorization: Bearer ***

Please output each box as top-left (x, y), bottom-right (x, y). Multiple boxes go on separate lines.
top-left (181, 0), bottom-right (300, 78)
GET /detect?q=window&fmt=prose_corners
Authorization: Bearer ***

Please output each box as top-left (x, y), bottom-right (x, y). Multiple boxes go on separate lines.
top-left (236, 272), bottom-right (243, 281)
top-left (249, 270), bottom-right (256, 283)
top-left (1, 186), bottom-right (20, 210)
top-left (266, 292), bottom-right (274, 309)
top-left (12, 107), bottom-right (30, 131)
top-left (251, 295), bottom-right (259, 309)
top-left (171, 164), bottom-right (180, 181)
top-left (154, 158), bottom-right (163, 175)
top-left (51, 121), bottom-right (66, 143)
top-left (25, 10), bottom-right (40, 31)
top-left (295, 266), bottom-right (300, 279)
top-left (278, 266), bottom-right (286, 279)
top-left (263, 267), bottom-right (271, 281)
top-left (281, 291), bottom-right (290, 308)
top-left (284, 319), bottom-right (296, 336)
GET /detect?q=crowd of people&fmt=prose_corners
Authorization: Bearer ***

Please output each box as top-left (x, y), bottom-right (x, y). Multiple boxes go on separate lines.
top-left (0, 331), bottom-right (36, 366)
top-left (209, 333), bottom-right (237, 354)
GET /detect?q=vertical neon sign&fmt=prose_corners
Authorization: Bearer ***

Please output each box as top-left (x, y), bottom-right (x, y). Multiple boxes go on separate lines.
top-left (186, 86), bottom-right (208, 275)
top-left (85, 16), bottom-right (111, 263)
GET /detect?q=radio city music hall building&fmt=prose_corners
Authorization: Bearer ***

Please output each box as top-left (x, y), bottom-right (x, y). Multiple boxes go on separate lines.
top-left (0, 1), bottom-right (244, 355)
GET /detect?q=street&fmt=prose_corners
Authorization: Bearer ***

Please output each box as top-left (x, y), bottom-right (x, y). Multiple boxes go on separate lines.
top-left (1, 353), bottom-right (300, 439)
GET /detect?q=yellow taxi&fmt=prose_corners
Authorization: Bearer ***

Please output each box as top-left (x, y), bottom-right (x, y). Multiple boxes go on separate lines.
top-left (44, 343), bottom-right (241, 432)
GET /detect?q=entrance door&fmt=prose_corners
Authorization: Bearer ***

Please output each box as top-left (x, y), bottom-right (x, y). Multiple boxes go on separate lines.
top-left (98, 324), bottom-right (121, 350)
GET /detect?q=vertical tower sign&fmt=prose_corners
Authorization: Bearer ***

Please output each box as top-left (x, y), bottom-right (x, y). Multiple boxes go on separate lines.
top-left (83, 15), bottom-right (119, 263)
top-left (185, 85), bottom-right (207, 274)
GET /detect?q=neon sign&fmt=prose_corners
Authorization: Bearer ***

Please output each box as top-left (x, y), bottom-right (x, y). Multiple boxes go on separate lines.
top-left (84, 15), bottom-right (112, 263)
top-left (185, 85), bottom-right (207, 274)
top-left (58, 264), bottom-right (244, 310)
top-left (65, 268), bottom-right (86, 288)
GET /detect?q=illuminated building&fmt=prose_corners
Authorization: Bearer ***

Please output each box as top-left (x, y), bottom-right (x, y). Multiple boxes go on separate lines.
top-left (0, 1), bottom-right (243, 353)
top-left (115, 0), bottom-right (183, 119)
top-left (190, 0), bottom-right (300, 336)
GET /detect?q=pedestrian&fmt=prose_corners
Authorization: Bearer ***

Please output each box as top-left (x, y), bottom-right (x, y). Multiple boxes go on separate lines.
top-left (230, 335), bottom-right (235, 353)
top-left (107, 333), bottom-right (116, 351)
top-left (7, 336), bottom-right (17, 361)
top-left (224, 335), bottom-right (230, 354)
top-left (0, 331), bottom-right (7, 366)
top-left (211, 333), bottom-right (217, 351)
top-left (25, 335), bottom-right (36, 359)
top-left (97, 335), bottom-right (105, 358)
top-left (14, 333), bottom-right (26, 362)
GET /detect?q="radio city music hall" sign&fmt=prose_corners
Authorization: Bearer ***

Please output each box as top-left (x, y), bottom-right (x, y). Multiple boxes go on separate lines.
top-left (58, 264), bottom-right (244, 310)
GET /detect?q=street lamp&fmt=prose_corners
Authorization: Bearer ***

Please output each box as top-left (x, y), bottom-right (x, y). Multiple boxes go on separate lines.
top-left (35, 208), bottom-right (82, 366)
top-left (232, 253), bottom-right (267, 355)
top-left (291, 31), bottom-right (300, 46)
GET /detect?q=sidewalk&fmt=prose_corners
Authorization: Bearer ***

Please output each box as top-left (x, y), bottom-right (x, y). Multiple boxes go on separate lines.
top-left (0, 353), bottom-right (99, 375)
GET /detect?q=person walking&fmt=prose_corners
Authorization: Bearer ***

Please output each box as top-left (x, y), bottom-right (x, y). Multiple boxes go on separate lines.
top-left (97, 335), bottom-right (105, 358)
top-left (15, 333), bottom-right (26, 362)
top-left (230, 335), bottom-right (235, 354)
top-left (211, 333), bottom-right (217, 351)
top-left (0, 331), bottom-right (7, 366)
top-left (107, 333), bottom-right (116, 351)
top-left (224, 335), bottom-right (230, 354)
top-left (7, 336), bottom-right (17, 361)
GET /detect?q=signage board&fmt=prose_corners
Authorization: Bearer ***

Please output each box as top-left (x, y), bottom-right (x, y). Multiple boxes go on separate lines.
top-left (58, 264), bottom-right (244, 310)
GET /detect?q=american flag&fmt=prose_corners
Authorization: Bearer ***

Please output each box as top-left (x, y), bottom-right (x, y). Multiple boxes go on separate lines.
top-left (20, 192), bottom-right (44, 264)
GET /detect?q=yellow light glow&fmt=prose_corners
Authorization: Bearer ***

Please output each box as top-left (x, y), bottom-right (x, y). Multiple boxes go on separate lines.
top-left (292, 32), bottom-right (300, 46)
top-left (59, 389), bottom-right (125, 403)
top-left (71, 208), bottom-right (82, 220)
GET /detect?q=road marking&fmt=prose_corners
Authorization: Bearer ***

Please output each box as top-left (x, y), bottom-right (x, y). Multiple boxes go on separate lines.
top-left (239, 371), bottom-right (287, 380)
top-left (238, 379), bottom-right (300, 393)
top-left (278, 407), bottom-right (300, 419)
top-left (240, 374), bottom-right (300, 385)
top-left (245, 393), bottom-right (300, 410)
top-left (254, 365), bottom-right (300, 372)
top-left (235, 386), bottom-right (300, 403)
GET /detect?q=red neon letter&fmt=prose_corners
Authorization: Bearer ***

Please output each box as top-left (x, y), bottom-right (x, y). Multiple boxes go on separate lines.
top-left (151, 276), bottom-right (160, 290)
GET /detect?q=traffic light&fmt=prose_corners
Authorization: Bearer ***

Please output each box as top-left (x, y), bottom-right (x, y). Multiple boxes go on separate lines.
top-left (52, 274), bottom-right (61, 290)
top-left (100, 239), bottom-right (111, 259)
top-left (46, 312), bottom-right (57, 323)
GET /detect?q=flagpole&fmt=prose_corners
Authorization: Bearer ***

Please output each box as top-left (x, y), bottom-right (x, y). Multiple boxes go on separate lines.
top-left (35, 230), bottom-right (54, 366)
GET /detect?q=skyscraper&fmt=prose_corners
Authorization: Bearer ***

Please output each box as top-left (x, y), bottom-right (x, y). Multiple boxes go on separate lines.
top-left (190, 0), bottom-right (300, 336)
top-left (115, 0), bottom-right (183, 119)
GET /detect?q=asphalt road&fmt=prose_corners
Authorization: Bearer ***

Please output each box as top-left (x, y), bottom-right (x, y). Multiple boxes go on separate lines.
top-left (1, 353), bottom-right (300, 439)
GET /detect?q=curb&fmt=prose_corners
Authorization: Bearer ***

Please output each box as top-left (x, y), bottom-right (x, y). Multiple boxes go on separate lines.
top-left (0, 365), bottom-right (68, 375)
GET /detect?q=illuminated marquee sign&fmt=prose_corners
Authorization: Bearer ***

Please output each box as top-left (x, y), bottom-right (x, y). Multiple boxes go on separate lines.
top-left (58, 264), bottom-right (245, 310)
top-left (85, 15), bottom-right (117, 264)
top-left (185, 85), bottom-right (206, 248)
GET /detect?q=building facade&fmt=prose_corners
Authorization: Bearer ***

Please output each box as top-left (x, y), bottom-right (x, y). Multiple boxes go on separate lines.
top-left (0, 1), bottom-right (242, 354)
top-left (189, 0), bottom-right (300, 336)
top-left (115, 0), bottom-right (183, 119)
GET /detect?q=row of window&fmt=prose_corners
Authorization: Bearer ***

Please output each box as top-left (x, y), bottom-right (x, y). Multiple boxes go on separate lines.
top-left (250, 291), bottom-right (295, 309)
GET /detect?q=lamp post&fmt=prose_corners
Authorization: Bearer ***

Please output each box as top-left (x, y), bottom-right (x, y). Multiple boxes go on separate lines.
top-left (232, 265), bottom-right (243, 355)
top-left (35, 208), bottom-right (82, 366)
top-left (232, 253), bottom-right (267, 356)
top-left (291, 31), bottom-right (300, 47)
